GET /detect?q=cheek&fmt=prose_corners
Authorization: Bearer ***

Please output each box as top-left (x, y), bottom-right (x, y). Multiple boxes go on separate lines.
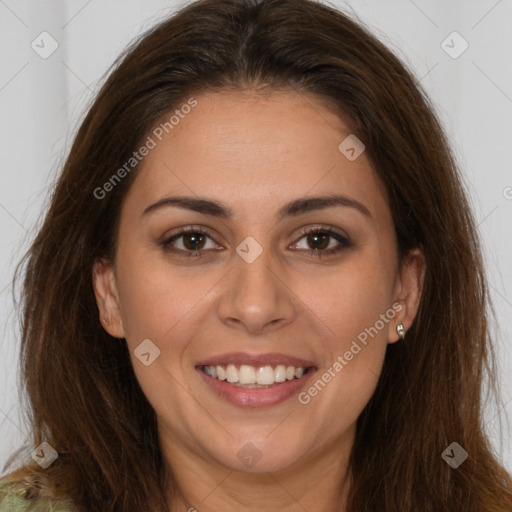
top-left (114, 250), bottom-right (218, 344)
top-left (114, 254), bottom-right (215, 433)
top-left (294, 255), bottom-right (394, 411)
top-left (301, 254), bottom-right (394, 347)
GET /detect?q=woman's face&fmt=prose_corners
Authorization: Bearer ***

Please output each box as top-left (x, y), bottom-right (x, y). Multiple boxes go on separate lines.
top-left (94, 90), bottom-right (424, 476)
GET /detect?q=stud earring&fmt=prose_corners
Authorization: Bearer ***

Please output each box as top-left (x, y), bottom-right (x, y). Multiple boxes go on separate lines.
top-left (396, 323), bottom-right (406, 340)
top-left (103, 318), bottom-right (110, 326)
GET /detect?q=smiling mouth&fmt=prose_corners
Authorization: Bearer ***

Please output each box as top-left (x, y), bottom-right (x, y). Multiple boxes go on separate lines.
top-left (199, 364), bottom-right (315, 388)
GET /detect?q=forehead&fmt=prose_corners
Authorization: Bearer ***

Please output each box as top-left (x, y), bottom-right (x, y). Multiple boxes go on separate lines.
top-left (123, 89), bottom-right (389, 223)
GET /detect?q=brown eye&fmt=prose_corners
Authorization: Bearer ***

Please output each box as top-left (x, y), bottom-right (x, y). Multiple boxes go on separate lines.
top-left (181, 232), bottom-right (207, 251)
top-left (160, 227), bottom-right (220, 258)
top-left (291, 226), bottom-right (352, 258)
top-left (305, 231), bottom-right (330, 250)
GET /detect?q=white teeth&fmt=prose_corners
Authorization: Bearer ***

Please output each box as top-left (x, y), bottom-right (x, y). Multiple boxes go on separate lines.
top-left (239, 365), bottom-right (256, 385)
top-left (256, 366), bottom-right (275, 385)
top-left (274, 364), bottom-right (287, 382)
top-left (216, 366), bottom-right (226, 381)
top-left (202, 363), bottom-right (308, 386)
top-left (226, 364), bottom-right (238, 383)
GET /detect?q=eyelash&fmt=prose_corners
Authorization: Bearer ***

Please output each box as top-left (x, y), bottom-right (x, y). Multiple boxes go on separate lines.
top-left (160, 224), bottom-right (352, 259)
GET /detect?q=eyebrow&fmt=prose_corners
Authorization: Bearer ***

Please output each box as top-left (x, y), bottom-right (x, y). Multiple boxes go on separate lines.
top-left (142, 194), bottom-right (372, 221)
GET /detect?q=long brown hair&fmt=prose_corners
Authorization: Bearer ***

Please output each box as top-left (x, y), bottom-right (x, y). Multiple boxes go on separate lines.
top-left (4, 0), bottom-right (512, 510)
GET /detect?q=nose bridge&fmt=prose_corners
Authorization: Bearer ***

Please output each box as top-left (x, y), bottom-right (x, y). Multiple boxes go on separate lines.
top-left (235, 242), bottom-right (278, 301)
top-left (216, 239), bottom-right (296, 332)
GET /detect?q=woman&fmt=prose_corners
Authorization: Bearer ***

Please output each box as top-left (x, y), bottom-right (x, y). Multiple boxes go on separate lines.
top-left (1, 0), bottom-right (511, 510)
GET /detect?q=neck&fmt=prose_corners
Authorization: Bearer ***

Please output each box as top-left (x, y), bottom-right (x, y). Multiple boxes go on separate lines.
top-left (162, 427), bottom-right (355, 512)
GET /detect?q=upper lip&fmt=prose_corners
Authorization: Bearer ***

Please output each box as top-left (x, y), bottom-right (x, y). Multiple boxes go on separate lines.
top-left (196, 352), bottom-right (317, 369)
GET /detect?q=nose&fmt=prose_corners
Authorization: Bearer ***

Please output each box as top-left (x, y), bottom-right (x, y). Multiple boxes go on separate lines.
top-left (215, 245), bottom-right (297, 335)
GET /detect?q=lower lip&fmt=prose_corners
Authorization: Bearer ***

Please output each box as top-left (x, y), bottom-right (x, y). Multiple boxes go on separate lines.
top-left (196, 367), bottom-right (316, 408)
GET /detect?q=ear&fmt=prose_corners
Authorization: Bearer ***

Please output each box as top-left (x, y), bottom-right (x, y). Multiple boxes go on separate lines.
top-left (388, 248), bottom-right (426, 343)
top-left (92, 258), bottom-right (126, 338)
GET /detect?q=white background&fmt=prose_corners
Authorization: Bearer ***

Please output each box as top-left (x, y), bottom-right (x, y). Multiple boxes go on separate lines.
top-left (1, 0), bottom-right (511, 474)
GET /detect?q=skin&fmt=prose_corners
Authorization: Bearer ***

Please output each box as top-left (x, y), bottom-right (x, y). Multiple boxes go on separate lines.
top-left (93, 89), bottom-right (425, 512)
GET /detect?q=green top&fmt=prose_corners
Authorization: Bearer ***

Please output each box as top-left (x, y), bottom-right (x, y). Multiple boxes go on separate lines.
top-left (0, 476), bottom-right (75, 512)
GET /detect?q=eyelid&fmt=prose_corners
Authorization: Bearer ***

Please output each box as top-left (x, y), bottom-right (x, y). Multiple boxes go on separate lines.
top-left (159, 223), bottom-right (352, 258)
top-left (295, 224), bottom-right (349, 242)
top-left (160, 224), bottom-right (218, 244)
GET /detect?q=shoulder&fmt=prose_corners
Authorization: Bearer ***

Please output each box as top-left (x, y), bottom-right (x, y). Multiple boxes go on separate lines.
top-left (0, 473), bottom-right (34, 511)
top-left (0, 471), bottom-right (76, 512)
